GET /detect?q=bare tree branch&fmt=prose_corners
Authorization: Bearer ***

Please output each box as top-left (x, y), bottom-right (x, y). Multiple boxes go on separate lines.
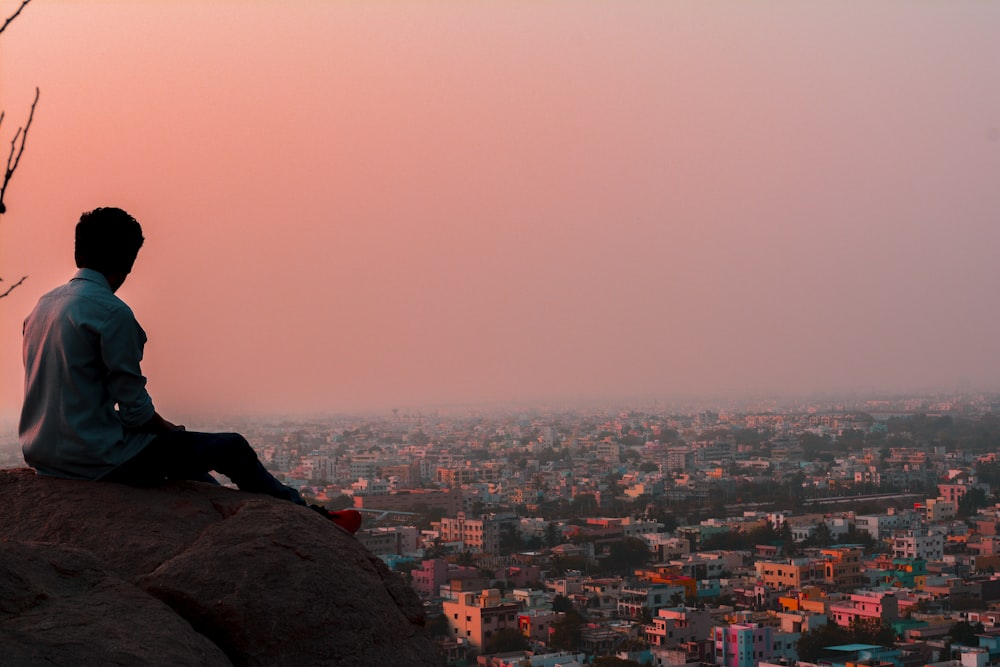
top-left (0, 0), bottom-right (38, 298)
top-left (0, 274), bottom-right (28, 299)
top-left (0, 0), bottom-right (35, 37)
top-left (0, 86), bottom-right (39, 215)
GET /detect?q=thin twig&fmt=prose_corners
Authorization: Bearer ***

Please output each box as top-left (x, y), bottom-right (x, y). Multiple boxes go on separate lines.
top-left (0, 274), bottom-right (28, 298)
top-left (0, 86), bottom-right (39, 215)
top-left (0, 0), bottom-right (35, 36)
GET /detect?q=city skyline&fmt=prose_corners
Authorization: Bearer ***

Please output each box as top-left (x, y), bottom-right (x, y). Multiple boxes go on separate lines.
top-left (2, 1), bottom-right (999, 417)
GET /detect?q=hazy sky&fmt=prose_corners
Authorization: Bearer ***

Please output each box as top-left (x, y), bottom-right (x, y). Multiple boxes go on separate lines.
top-left (2, 1), bottom-right (999, 417)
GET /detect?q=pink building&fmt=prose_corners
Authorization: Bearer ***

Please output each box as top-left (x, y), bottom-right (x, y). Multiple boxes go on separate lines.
top-left (411, 559), bottom-right (481, 598)
top-left (938, 483), bottom-right (970, 504)
top-left (713, 623), bottom-right (773, 667)
top-left (828, 591), bottom-right (899, 628)
top-left (493, 565), bottom-right (542, 589)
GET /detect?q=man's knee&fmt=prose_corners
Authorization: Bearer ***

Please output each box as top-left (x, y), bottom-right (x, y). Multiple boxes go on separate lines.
top-left (216, 433), bottom-right (258, 461)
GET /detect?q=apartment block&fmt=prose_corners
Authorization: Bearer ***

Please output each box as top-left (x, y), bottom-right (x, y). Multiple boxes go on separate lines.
top-left (644, 606), bottom-right (713, 648)
top-left (713, 623), bottom-right (774, 667)
top-left (442, 589), bottom-right (521, 652)
top-left (828, 590), bottom-right (899, 628)
top-left (820, 547), bottom-right (863, 591)
top-left (893, 529), bottom-right (944, 562)
top-left (755, 558), bottom-right (824, 590)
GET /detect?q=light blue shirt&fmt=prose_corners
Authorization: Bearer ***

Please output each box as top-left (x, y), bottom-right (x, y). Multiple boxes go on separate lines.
top-left (20, 269), bottom-right (157, 479)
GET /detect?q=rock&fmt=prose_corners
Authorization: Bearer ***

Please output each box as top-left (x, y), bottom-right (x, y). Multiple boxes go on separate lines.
top-left (0, 541), bottom-right (231, 666)
top-left (0, 468), bottom-right (439, 666)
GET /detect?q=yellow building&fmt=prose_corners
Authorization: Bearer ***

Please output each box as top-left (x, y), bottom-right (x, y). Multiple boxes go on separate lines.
top-left (820, 547), bottom-right (863, 591)
top-left (442, 589), bottom-right (521, 652)
top-left (756, 558), bottom-right (824, 589)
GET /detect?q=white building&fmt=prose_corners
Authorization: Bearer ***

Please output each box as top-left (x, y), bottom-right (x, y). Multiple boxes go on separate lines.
top-left (893, 528), bottom-right (945, 562)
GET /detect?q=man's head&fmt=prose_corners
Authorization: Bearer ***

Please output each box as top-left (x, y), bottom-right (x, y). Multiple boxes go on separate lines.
top-left (75, 207), bottom-right (144, 290)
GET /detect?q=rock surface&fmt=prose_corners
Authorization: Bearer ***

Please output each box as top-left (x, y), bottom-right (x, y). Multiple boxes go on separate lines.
top-left (0, 468), bottom-right (439, 666)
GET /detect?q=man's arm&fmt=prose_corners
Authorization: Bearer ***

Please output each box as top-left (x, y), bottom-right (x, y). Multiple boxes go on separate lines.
top-left (101, 304), bottom-right (158, 429)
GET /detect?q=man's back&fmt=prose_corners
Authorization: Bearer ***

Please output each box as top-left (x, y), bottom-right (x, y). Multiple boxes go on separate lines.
top-left (20, 269), bottom-right (156, 479)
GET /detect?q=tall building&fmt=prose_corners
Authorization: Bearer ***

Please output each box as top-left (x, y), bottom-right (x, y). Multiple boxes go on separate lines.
top-left (893, 529), bottom-right (944, 562)
top-left (442, 589), bottom-right (521, 652)
top-left (438, 512), bottom-right (518, 555)
top-left (820, 547), bottom-right (863, 591)
top-left (713, 623), bottom-right (774, 667)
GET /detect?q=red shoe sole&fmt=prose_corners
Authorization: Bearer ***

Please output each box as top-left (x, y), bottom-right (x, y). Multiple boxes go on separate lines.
top-left (327, 509), bottom-right (362, 535)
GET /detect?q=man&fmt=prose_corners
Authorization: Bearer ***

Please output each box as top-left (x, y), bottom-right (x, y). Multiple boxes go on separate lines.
top-left (20, 207), bottom-right (360, 534)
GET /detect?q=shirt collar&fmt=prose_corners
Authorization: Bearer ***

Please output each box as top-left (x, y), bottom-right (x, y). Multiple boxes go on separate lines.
top-left (72, 268), bottom-right (113, 292)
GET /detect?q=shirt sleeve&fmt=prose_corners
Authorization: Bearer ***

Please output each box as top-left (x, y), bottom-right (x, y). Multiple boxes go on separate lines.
top-left (100, 304), bottom-right (156, 428)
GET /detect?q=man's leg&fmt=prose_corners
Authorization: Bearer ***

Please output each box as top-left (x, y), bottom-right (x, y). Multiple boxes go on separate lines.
top-left (106, 431), bottom-right (305, 505)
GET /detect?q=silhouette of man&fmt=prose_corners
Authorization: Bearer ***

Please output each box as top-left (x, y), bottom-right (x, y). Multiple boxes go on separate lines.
top-left (19, 207), bottom-right (307, 503)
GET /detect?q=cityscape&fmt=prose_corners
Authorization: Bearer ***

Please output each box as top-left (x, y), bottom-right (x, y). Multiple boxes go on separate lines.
top-left (2, 2), bottom-right (999, 665)
top-left (7, 391), bottom-right (1000, 666)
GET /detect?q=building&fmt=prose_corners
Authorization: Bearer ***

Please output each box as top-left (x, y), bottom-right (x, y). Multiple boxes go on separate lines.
top-left (517, 609), bottom-right (562, 644)
top-left (713, 622), bottom-right (774, 667)
top-left (438, 512), bottom-right (519, 555)
top-left (640, 535), bottom-right (691, 561)
top-left (644, 606), bottom-right (713, 648)
top-left (820, 547), bottom-right (863, 591)
top-left (755, 558), bottom-right (824, 590)
top-left (442, 589), bottom-right (521, 651)
top-left (828, 591), bottom-right (899, 629)
top-left (651, 639), bottom-right (714, 667)
top-left (618, 583), bottom-right (688, 620)
top-left (925, 498), bottom-right (957, 522)
top-left (379, 462), bottom-right (419, 487)
top-left (412, 559), bottom-right (482, 599)
top-left (349, 453), bottom-right (381, 480)
top-left (893, 529), bottom-right (944, 562)
top-left (356, 525), bottom-right (419, 555)
top-left (939, 483), bottom-right (972, 505)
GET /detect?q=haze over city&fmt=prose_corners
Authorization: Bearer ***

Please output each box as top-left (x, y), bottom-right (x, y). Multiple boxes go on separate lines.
top-left (2, 1), bottom-right (999, 418)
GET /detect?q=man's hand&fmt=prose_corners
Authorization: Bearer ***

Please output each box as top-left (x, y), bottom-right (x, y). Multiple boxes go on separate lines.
top-left (138, 412), bottom-right (186, 434)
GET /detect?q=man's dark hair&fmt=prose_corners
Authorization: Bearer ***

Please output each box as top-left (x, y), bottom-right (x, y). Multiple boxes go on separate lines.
top-left (75, 207), bottom-right (145, 274)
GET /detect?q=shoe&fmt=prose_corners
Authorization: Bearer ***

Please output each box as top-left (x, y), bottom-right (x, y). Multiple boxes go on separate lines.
top-left (310, 505), bottom-right (363, 535)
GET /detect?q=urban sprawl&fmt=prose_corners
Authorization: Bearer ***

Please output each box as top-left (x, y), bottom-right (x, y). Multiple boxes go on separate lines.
top-left (7, 392), bottom-right (1000, 667)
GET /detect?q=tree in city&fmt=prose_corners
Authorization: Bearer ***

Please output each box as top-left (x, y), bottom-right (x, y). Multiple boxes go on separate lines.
top-left (958, 488), bottom-right (989, 518)
top-left (545, 521), bottom-right (562, 548)
top-left (797, 623), bottom-right (852, 662)
top-left (599, 537), bottom-right (650, 575)
top-left (485, 628), bottom-right (529, 654)
top-left (570, 493), bottom-right (598, 516)
top-left (549, 609), bottom-right (585, 652)
top-left (551, 594), bottom-right (574, 613)
top-left (807, 522), bottom-right (834, 547)
top-left (949, 620), bottom-right (984, 649)
top-left (849, 617), bottom-right (896, 646)
top-left (424, 614), bottom-right (451, 638)
top-left (423, 537), bottom-right (448, 560)
top-left (499, 523), bottom-right (524, 556)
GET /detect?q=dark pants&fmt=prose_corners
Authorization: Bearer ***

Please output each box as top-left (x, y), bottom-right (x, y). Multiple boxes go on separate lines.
top-left (104, 431), bottom-right (305, 505)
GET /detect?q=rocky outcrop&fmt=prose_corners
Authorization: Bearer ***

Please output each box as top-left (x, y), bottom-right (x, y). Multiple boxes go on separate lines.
top-left (0, 468), bottom-right (439, 666)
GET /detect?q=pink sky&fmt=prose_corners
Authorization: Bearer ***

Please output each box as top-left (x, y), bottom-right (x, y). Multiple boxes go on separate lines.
top-left (2, 1), bottom-right (999, 417)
